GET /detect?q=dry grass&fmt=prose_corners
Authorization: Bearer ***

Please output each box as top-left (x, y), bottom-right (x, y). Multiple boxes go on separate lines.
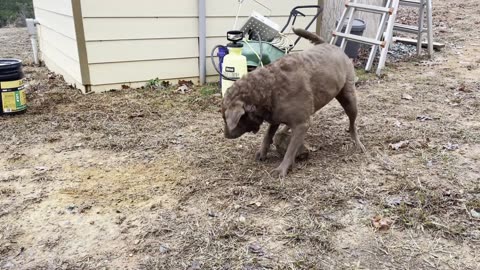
top-left (1, 1), bottom-right (480, 268)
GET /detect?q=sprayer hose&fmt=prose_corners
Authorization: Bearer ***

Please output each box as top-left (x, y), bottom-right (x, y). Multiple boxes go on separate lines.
top-left (211, 45), bottom-right (239, 81)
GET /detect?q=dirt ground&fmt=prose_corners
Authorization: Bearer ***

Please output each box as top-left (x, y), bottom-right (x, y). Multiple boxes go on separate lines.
top-left (1, 1), bottom-right (479, 269)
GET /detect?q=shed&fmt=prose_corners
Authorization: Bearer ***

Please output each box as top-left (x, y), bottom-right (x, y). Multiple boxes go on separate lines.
top-left (32, 0), bottom-right (380, 93)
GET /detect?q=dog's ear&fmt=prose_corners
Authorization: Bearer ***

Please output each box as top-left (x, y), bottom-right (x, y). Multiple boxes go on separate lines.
top-left (225, 104), bottom-right (245, 130)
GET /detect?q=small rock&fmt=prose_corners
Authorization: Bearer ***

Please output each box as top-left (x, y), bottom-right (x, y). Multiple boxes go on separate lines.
top-left (115, 215), bottom-right (126, 225)
top-left (188, 261), bottom-right (201, 270)
top-left (2, 261), bottom-right (14, 269)
top-left (471, 209), bottom-right (480, 219)
top-left (401, 93), bottom-right (413, 100)
top-left (238, 215), bottom-right (246, 223)
top-left (66, 205), bottom-right (78, 213)
top-left (159, 244), bottom-right (169, 254)
top-left (207, 210), bottom-right (218, 218)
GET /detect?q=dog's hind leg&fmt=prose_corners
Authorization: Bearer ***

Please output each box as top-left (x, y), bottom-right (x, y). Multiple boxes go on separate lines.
top-left (336, 84), bottom-right (366, 153)
top-left (256, 124), bottom-right (280, 161)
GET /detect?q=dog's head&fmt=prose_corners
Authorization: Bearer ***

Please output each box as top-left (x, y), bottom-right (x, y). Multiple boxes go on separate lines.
top-left (222, 100), bottom-right (263, 139)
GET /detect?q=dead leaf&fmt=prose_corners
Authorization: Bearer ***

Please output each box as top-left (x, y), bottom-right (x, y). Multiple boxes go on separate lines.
top-left (389, 140), bottom-right (409, 150)
top-left (443, 142), bottom-right (459, 151)
top-left (35, 166), bottom-right (49, 172)
top-left (207, 210), bottom-right (218, 217)
top-left (456, 84), bottom-right (467, 92)
top-left (385, 196), bottom-right (413, 208)
top-left (178, 80), bottom-right (194, 87)
top-left (248, 201), bottom-right (262, 207)
top-left (248, 242), bottom-right (265, 255)
top-left (416, 115), bottom-right (433, 122)
top-left (371, 215), bottom-right (393, 231)
top-left (128, 113), bottom-right (145, 119)
top-left (187, 261), bottom-right (201, 270)
top-left (177, 85), bottom-right (190, 94)
top-left (401, 93), bottom-right (413, 100)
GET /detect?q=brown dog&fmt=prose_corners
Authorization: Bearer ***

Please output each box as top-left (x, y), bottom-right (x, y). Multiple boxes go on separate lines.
top-left (222, 28), bottom-right (365, 177)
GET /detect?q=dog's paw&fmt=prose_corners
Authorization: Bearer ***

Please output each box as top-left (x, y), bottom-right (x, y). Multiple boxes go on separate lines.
top-left (255, 151), bottom-right (268, 162)
top-left (271, 166), bottom-right (288, 178)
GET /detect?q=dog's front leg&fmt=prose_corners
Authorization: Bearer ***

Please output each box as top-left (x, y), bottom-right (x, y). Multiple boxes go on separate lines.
top-left (272, 122), bottom-right (309, 177)
top-left (256, 124), bottom-right (279, 161)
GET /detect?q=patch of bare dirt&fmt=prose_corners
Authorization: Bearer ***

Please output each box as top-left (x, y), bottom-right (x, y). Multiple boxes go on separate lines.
top-left (1, 0), bottom-right (480, 268)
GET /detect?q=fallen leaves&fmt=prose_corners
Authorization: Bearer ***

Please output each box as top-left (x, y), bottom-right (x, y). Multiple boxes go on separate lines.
top-left (443, 142), bottom-right (460, 151)
top-left (401, 93), bottom-right (413, 100)
top-left (371, 215), bottom-right (393, 231)
top-left (416, 115), bottom-right (434, 122)
top-left (248, 242), bottom-right (265, 256)
top-left (177, 80), bottom-right (194, 94)
top-left (177, 85), bottom-right (190, 94)
top-left (389, 140), bottom-right (409, 150)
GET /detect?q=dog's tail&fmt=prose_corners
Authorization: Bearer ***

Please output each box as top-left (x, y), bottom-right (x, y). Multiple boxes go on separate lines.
top-left (292, 27), bottom-right (325, 45)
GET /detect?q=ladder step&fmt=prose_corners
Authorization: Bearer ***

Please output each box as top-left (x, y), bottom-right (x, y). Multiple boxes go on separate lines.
top-left (332, 32), bottom-right (384, 46)
top-left (399, 0), bottom-right (425, 8)
top-left (393, 23), bottom-right (427, 34)
top-left (346, 2), bottom-right (392, 14)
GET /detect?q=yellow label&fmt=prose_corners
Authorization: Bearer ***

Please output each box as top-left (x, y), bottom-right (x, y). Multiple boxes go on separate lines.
top-left (20, 89), bottom-right (26, 105)
top-left (2, 92), bottom-right (16, 112)
top-left (1, 88), bottom-right (27, 113)
top-left (0, 79), bottom-right (24, 89)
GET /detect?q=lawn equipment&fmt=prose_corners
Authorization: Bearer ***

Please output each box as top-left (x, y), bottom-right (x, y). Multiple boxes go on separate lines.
top-left (211, 1), bottom-right (323, 96)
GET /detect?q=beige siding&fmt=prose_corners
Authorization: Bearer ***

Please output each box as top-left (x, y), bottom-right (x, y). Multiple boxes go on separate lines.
top-left (33, 0), bottom-right (73, 16)
top-left (83, 18), bottom-right (198, 41)
top-left (81, 0), bottom-right (199, 90)
top-left (206, 0), bottom-right (320, 17)
top-left (87, 38), bottom-right (199, 64)
top-left (88, 58), bottom-right (199, 86)
top-left (33, 0), bottom-right (84, 91)
top-left (80, 0), bottom-right (197, 17)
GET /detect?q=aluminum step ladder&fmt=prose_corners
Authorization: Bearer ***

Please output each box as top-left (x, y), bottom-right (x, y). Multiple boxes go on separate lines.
top-left (330, 0), bottom-right (435, 76)
top-left (393, 0), bottom-right (434, 57)
top-left (330, 0), bottom-right (400, 76)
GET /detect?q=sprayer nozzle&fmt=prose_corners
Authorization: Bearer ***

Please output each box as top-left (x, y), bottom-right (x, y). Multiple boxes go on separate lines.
top-left (227, 31), bottom-right (244, 42)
